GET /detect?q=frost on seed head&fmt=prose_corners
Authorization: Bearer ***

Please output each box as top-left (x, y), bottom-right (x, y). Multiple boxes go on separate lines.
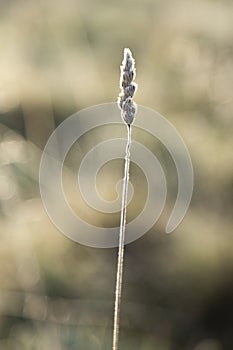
top-left (118, 48), bottom-right (137, 125)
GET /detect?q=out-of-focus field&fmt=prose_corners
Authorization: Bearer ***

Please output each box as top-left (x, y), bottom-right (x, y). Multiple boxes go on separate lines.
top-left (0, 0), bottom-right (233, 349)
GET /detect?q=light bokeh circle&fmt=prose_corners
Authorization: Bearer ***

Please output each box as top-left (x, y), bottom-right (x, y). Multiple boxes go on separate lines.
top-left (39, 103), bottom-right (193, 248)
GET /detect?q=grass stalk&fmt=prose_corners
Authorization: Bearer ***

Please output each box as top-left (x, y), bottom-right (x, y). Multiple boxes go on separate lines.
top-left (112, 124), bottom-right (131, 350)
top-left (112, 48), bottom-right (137, 350)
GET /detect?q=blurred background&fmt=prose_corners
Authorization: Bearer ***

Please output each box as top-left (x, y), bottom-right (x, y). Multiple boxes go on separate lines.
top-left (0, 0), bottom-right (233, 349)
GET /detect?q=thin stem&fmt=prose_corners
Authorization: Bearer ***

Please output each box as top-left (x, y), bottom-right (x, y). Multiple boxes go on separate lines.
top-left (112, 124), bottom-right (131, 350)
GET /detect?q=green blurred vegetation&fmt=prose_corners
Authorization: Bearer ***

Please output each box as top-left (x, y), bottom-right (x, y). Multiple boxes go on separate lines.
top-left (0, 0), bottom-right (233, 349)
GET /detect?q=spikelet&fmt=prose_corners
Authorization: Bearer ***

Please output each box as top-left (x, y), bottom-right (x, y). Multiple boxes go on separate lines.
top-left (117, 48), bottom-right (137, 125)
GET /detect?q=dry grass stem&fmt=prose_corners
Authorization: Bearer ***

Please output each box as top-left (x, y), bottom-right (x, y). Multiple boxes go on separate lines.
top-left (113, 48), bottom-right (137, 350)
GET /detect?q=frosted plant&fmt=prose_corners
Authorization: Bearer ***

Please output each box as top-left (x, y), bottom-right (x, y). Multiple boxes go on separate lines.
top-left (113, 48), bottom-right (137, 350)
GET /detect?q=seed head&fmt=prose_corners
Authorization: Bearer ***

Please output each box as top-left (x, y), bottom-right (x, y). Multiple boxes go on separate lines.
top-left (117, 48), bottom-right (137, 125)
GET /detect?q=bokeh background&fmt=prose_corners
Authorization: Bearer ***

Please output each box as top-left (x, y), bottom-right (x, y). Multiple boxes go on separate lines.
top-left (0, 0), bottom-right (233, 349)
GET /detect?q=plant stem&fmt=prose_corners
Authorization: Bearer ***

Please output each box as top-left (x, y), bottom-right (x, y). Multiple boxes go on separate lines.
top-left (112, 124), bottom-right (131, 350)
